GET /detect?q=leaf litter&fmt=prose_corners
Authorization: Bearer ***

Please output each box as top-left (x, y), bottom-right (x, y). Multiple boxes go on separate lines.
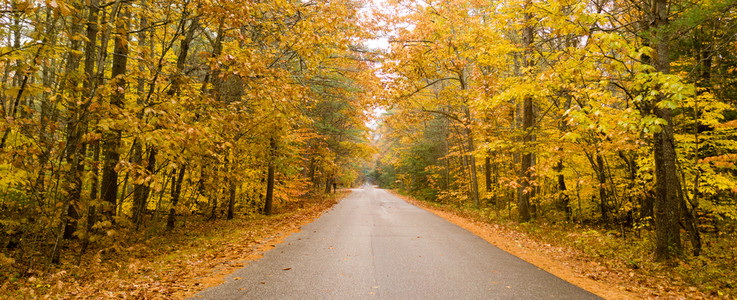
top-left (2, 191), bottom-right (348, 299)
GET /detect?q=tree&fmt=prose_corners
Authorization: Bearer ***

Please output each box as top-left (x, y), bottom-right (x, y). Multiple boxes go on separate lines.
top-left (372, 0), bottom-right (737, 263)
top-left (645, 0), bottom-right (683, 261)
top-left (100, 1), bottom-right (130, 220)
top-left (0, 0), bottom-right (378, 268)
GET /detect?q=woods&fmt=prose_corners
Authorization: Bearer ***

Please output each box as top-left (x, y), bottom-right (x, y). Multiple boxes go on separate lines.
top-left (2, 0), bottom-right (737, 297)
top-left (0, 0), bottom-right (376, 279)
top-left (372, 0), bottom-right (737, 270)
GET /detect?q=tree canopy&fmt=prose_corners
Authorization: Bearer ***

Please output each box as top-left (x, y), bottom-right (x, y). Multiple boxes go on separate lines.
top-left (0, 0), bottom-right (378, 268)
top-left (372, 0), bottom-right (737, 262)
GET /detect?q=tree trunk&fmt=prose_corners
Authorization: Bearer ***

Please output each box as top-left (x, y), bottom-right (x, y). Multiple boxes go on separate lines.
top-left (485, 154), bottom-right (492, 193)
top-left (132, 0), bottom-right (151, 228)
top-left (264, 137), bottom-right (277, 215)
top-left (324, 176), bottom-right (333, 194)
top-left (308, 157), bottom-right (317, 187)
top-left (651, 0), bottom-right (682, 260)
top-left (52, 2), bottom-right (87, 263)
top-left (83, 137), bottom-right (102, 255)
top-left (519, 95), bottom-right (534, 222)
top-left (464, 111), bottom-right (480, 208)
top-left (518, 0), bottom-right (535, 222)
top-left (164, 5), bottom-right (199, 226)
top-left (681, 27), bottom-right (711, 257)
top-left (35, 8), bottom-right (58, 201)
top-left (210, 193), bottom-right (218, 221)
top-left (227, 180), bottom-right (237, 220)
top-left (597, 154), bottom-right (608, 224)
top-left (166, 166), bottom-right (186, 230)
top-left (641, 188), bottom-right (654, 220)
top-left (132, 147), bottom-right (155, 227)
top-left (100, 3), bottom-right (130, 220)
top-left (466, 132), bottom-right (480, 207)
top-left (203, 19), bottom-right (225, 96)
top-left (0, 5), bottom-right (29, 149)
top-left (678, 179), bottom-right (701, 256)
top-left (61, 1), bottom-right (85, 240)
top-left (556, 94), bottom-right (572, 220)
top-left (168, 7), bottom-right (198, 96)
top-left (555, 159), bottom-right (571, 220)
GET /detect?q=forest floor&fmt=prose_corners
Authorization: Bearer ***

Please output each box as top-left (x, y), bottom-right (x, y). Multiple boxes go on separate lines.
top-left (392, 191), bottom-right (726, 300)
top-left (0, 191), bottom-right (349, 299)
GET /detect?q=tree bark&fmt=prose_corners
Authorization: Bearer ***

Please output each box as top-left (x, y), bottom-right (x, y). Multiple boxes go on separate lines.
top-left (52, 1), bottom-right (87, 263)
top-left (210, 191), bottom-right (218, 220)
top-left (227, 180), bottom-right (237, 220)
top-left (518, 0), bottom-right (535, 222)
top-left (464, 109), bottom-right (480, 208)
top-left (166, 166), bottom-right (186, 230)
top-left (132, 0), bottom-right (151, 228)
top-left (35, 7), bottom-right (58, 201)
top-left (650, 0), bottom-right (682, 260)
top-left (62, 2), bottom-right (85, 238)
top-left (100, 3), bottom-right (130, 220)
top-left (554, 159), bottom-right (571, 220)
top-left (133, 147), bottom-right (155, 227)
top-left (485, 154), bottom-right (492, 194)
top-left (264, 137), bottom-right (277, 215)
top-left (596, 153), bottom-right (608, 224)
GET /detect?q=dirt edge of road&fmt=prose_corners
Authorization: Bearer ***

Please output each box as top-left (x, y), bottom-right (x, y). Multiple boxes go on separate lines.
top-left (392, 191), bottom-right (641, 300)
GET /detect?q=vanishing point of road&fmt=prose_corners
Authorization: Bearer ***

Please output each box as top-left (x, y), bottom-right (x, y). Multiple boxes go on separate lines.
top-left (194, 186), bottom-right (601, 299)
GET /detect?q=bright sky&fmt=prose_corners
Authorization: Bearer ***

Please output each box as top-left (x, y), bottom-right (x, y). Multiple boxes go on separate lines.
top-left (359, 0), bottom-right (391, 51)
top-left (365, 37), bottom-right (390, 51)
top-left (358, 0), bottom-right (391, 134)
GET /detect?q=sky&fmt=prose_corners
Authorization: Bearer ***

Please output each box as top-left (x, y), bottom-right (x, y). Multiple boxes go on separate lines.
top-left (360, 0), bottom-right (391, 51)
top-left (357, 0), bottom-right (394, 134)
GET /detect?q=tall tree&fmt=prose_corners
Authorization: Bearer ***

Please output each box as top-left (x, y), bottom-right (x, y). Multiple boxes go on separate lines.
top-left (518, 0), bottom-right (535, 222)
top-left (100, 2), bottom-right (130, 220)
top-left (648, 0), bottom-right (683, 260)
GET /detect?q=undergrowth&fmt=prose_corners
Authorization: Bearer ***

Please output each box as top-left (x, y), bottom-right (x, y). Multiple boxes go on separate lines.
top-left (0, 191), bottom-right (347, 299)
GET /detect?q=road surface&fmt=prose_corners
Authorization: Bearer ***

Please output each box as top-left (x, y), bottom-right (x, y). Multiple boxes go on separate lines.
top-left (194, 186), bottom-right (600, 299)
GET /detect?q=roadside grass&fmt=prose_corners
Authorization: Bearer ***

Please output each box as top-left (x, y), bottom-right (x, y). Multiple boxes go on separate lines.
top-left (0, 191), bottom-right (348, 299)
top-left (403, 195), bottom-right (735, 299)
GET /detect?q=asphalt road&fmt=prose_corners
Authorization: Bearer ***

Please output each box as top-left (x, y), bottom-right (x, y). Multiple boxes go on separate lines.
top-left (193, 186), bottom-right (601, 299)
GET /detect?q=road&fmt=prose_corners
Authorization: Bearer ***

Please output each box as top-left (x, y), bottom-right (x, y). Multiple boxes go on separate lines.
top-left (193, 186), bottom-right (600, 299)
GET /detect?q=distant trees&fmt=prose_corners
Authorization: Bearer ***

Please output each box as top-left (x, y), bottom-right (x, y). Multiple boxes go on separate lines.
top-left (0, 0), bottom-right (376, 269)
top-left (375, 0), bottom-right (737, 261)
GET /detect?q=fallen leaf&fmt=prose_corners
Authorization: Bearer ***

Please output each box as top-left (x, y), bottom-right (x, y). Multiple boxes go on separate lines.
top-left (282, 268), bottom-right (291, 271)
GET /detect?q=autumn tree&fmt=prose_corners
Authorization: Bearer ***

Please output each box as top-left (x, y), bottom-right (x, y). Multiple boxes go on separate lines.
top-left (0, 0), bottom-right (378, 270)
top-left (373, 0), bottom-right (737, 262)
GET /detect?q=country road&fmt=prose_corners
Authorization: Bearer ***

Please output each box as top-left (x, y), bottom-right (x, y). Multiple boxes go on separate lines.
top-left (194, 186), bottom-right (601, 299)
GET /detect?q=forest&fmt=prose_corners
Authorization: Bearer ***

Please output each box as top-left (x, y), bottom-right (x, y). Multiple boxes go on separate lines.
top-left (370, 0), bottom-right (737, 295)
top-left (1, 0), bottom-right (736, 298)
top-left (0, 0), bottom-right (378, 287)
